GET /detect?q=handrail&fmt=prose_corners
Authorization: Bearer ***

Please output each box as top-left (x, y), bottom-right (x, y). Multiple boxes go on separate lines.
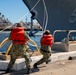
top-left (53, 30), bottom-right (68, 42)
top-left (67, 30), bottom-right (76, 44)
top-left (53, 30), bottom-right (76, 42)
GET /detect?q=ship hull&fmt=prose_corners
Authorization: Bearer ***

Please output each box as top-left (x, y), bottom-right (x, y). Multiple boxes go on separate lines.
top-left (23, 0), bottom-right (76, 41)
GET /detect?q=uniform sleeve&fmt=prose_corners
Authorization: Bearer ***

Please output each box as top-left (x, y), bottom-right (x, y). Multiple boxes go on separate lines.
top-left (24, 32), bottom-right (31, 41)
top-left (8, 32), bottom-right (11, 40)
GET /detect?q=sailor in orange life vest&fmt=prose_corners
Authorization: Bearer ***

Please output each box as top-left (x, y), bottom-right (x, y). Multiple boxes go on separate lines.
top-left (5, 23), bottom-right (32, 74)
top-left (33, 30), bottom-right (54, 68)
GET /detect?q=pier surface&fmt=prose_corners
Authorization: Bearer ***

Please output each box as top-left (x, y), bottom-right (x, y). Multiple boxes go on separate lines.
top-left (0, 51), bottom-right (76, 75)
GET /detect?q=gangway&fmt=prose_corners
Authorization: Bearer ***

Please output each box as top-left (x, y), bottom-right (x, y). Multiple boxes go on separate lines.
top-left (51, 30), bottom-right (76, 52)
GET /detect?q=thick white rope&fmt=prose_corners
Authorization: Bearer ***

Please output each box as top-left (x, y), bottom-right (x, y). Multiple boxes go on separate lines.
top-left (42, 0), bottom-right (48, 32)
top-left (42, 7), bottom-right (46, 33)
top-left (27, 42), bottom-right (37, 47)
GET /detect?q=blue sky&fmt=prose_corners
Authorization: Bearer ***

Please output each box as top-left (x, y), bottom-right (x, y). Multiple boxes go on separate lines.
top-left (0, 0), bottom-right (31, 23)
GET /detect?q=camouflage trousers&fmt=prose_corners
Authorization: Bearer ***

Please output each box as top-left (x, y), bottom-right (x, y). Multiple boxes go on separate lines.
top-left (7, 44), bottom-right (31, 69)
top-left (35, 50), bottom-right (51, 65)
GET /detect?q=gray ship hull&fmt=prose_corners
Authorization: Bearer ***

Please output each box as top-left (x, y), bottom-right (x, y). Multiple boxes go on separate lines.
top-left (22, 0), bottom-right (76, 41)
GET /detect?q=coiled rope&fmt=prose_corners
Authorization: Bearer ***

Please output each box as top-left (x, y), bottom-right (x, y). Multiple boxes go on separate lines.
top-left (0, 37), bottom-right (39, 57)
top-left (0, 38), bottom-right (8, 47)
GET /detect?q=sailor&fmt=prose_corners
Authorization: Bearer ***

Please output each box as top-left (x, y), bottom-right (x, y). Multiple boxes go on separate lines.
top-left (5, 23), bottom-right (32, 74)
top-left (33, 30), bottom-right (54, 68)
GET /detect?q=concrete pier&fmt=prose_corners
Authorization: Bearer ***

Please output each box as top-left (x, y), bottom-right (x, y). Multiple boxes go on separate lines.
top-left (0, 51), bottom-right (76, 70)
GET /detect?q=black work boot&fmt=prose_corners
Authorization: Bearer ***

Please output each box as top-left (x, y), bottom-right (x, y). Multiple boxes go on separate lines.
top-left (26, 68), bottom-right (31, 74)
top-left (33, 63), bottom-right (38, 68)
top-left (46, 59), bottom-right (51, 64)
top-left (5, 68), bottom-right (11, 73)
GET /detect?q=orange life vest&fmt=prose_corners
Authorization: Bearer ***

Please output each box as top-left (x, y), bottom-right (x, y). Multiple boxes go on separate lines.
top-left (41, 34), bottom-right (53, 47)
top-left (11, 27), bottom-right (26, 44)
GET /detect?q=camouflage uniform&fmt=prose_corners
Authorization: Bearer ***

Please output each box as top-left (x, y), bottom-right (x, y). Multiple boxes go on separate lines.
top-left (35, 41), bottom-right (51, 65)
top-left (33, 30), bottom-right (53, 67)
top-left (7, 32), bottom-right (31, 69)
